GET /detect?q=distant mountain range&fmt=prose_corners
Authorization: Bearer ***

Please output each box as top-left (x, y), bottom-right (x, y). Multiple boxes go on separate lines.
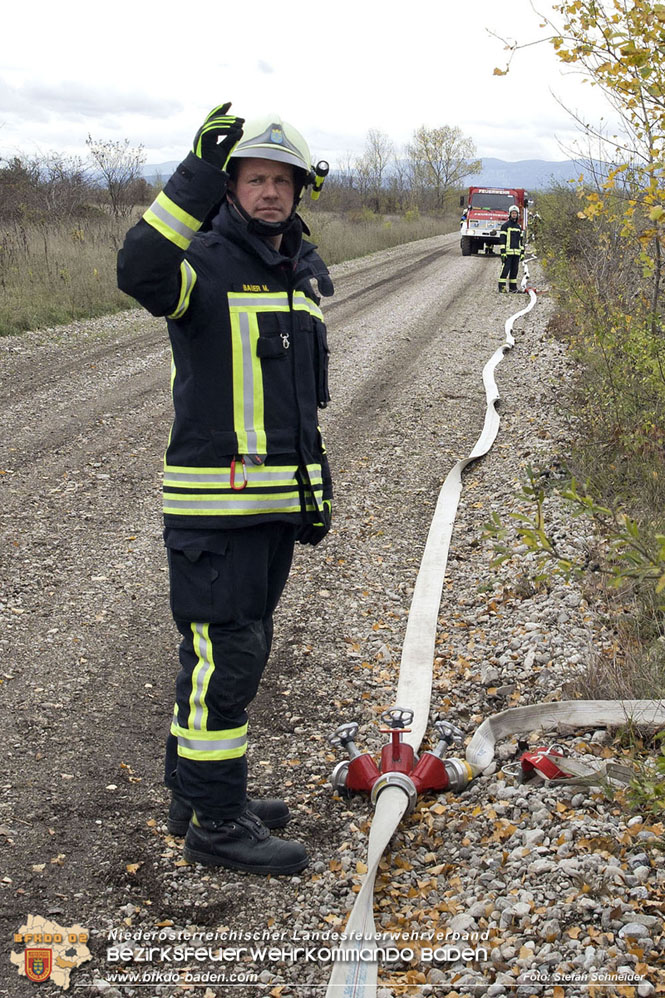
top-left (144, 157), bottom-right (592, 192)
top-left (464, 157), bottom-right (589, 191)
top-left (144, 162), bottom-right (181, 183)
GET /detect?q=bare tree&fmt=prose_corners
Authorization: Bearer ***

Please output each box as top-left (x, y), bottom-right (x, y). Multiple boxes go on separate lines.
top-left (86, 135), bottom-right (146, 218)
top-left (41, 154), bottom-right (91, 218)
top-left (389, 154), bottom-right (413, 212)
top-left (336, 150), bottom-right (357, 191)
top-left (355, 128), bottom-right (394, 213)
top-left (0, 153), bottom-right (92, 220)
top-left (407, 125), bottom-right (481, 210)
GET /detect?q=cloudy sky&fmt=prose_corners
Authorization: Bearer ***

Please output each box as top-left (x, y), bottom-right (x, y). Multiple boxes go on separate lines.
top-left (1, 0), bottom-right (616, 169)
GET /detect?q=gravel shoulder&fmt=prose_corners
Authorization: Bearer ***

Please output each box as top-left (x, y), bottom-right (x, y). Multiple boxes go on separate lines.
top-left (1, 234), bottom-right (663, 997)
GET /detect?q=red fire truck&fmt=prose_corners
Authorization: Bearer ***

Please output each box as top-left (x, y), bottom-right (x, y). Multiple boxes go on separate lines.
top-left (460, 186), bottom-right (529, 255)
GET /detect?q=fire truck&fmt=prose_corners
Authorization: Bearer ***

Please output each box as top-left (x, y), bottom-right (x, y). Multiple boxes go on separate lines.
top-left (460, 186), bottom-right (529, 255)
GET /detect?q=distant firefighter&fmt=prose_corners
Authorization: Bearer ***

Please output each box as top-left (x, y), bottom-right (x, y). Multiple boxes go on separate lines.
top-left (498, 205), bottom-right (524, 292)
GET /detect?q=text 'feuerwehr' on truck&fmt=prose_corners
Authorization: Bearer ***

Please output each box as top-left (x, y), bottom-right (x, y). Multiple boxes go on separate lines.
top-left (460, 187), bottom-right (530, 256)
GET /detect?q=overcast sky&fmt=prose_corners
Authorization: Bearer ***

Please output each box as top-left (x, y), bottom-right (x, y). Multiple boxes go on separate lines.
top-left (1, 0), bottom-right (617, 169)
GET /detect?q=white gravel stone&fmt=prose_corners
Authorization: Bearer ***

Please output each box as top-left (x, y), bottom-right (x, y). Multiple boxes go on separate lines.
top-left (619, 922), bottom-right (650, 938)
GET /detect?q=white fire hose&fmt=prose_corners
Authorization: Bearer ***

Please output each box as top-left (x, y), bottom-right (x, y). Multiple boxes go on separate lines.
top-left (325, 260), bottom-right (665, 996)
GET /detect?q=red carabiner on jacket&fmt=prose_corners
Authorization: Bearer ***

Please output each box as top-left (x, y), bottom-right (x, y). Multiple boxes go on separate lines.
top-left (230, 456), bottom-right (248, 491)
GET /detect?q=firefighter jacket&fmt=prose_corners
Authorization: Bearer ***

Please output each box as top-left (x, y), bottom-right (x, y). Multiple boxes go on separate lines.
top-left (499, 219), bottom-right (524, 257)
top-left (117, 153), bottom-right (333, 531)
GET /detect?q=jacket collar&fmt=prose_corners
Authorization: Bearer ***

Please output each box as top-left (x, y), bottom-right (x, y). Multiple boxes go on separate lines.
top-left (211, 202), bottom-right (306, 269)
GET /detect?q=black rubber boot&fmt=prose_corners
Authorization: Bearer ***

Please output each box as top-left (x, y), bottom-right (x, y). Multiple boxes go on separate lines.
top-left (168, 792), bottom-right (290, 836)
top-left (183, 809), bottom-right (308, 875)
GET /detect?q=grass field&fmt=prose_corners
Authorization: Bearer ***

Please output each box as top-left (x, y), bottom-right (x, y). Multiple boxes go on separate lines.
top-left (0, 207), bottom-right (458, 336)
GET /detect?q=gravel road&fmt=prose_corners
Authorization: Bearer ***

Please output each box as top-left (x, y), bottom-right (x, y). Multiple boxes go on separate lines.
top-left (1, 232), bottom-right (663, 997)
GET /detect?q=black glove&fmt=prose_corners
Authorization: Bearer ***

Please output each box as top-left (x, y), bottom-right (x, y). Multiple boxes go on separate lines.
top-left (193, 102), bottom-right (244, 170)
top-left (296, 500), bottom-right (331, 546)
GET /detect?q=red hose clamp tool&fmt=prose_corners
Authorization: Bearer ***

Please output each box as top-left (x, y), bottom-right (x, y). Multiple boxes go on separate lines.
top-left (519, 745), bottom-right (567, 782)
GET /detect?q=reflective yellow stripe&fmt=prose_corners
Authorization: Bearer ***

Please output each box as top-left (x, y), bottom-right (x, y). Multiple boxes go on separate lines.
top-left (163, 458), bottom-right (324, 517)
top-left (171, 720), bottom-right (248, 761)
top-left (163, 464), bottom-right (324, 515)
top-left (294, 292), bottom-right (324, 321)
top-left (168, 260), bottom-right (198, 319)
top-left (304, 462), bottom-right (326, 515)
top-left (229, 306), bottom-right (265, 454)
top-left (164, 462), bottom-right (304, 489)
top-left (170, 349), bottom-right (176, 392)
top-left (143, 192), bottom-right (202, 250)
top-left (189, 623), bottom-right (213, 730)
top-left (305, 464), bottom-right (324, 484)
top-left (228, 291), bottom-right (323, 320)
top-left (226, 291), bottom-right (323, 454)
top-left (163, 492), bottom-right (319, 516)
top-left (502, 225), bottom-right (522, 254)
top-left (170, 623), bottom-right (249, 761)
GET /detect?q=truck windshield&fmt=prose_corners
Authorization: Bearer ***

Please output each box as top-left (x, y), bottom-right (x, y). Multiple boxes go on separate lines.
top-left (470, 193), bottom-right (516, 211)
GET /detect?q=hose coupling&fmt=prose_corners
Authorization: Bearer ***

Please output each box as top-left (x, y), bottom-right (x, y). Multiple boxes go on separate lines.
top-left (444, 758), bottom-right (474, 793)
top-left (370, 771), bottom-right (418, 814)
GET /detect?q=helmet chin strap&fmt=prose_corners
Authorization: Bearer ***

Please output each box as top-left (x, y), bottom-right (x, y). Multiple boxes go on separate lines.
top-left (227, 190), bottom-right (300, 238)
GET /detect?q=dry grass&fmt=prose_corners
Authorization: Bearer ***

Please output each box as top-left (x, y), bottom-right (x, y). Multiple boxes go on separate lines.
top-left (0, 211), bottom-right (142, 335)
top-left (566, 644), bottom-right (665, 701)
top-left (303, 208), bottom-right (458, 265)
top-left (0, 208), bottom-right (458, 336)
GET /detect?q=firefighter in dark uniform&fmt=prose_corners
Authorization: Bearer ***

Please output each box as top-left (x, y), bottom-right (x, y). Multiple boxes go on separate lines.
top-left (498, 205), bottom-right (524, 292)
top-left (117, 103), bottom-right (334, 875)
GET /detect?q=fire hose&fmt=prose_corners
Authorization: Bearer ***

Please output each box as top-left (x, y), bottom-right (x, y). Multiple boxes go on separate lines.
top-left (325, 260), bottom-right (665, 997)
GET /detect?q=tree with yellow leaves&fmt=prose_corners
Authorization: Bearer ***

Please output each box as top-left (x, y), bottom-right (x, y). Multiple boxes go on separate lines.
top-left (518, 1), bottom-right (665, 327)
top-left (487, 3), bottom-right (665, 717)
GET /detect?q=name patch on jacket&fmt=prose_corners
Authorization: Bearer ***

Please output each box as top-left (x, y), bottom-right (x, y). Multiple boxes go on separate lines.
top-left (242, 283), bottom-right (270, 293)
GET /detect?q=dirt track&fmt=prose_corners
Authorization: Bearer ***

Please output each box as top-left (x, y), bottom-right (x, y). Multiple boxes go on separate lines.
top-left (0, 234), bottom-right (559, 996)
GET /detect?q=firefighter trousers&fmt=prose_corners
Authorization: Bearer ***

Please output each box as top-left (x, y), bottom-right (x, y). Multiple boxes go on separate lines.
top-left (499, 254), bottom-right (520, 291)
top-left (163, 522), bottom-right (297, 822)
